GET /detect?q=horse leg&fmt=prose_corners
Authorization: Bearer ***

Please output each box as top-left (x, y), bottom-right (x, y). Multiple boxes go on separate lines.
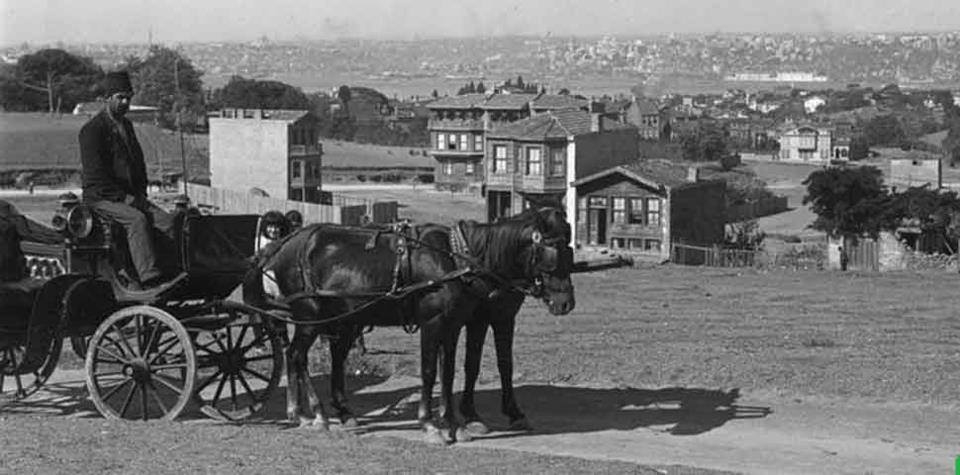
top-left (492, 317), bottom-right (531, 431)
top-left (418, 322), bottom-right (446, 445)
top-left (291, 327), bottom-right (329, 430)
top-left (440, 325), bottom-right (470, 443)
top-left (285, 329), bottom-right (308, 426)
top-left (330, 325), bottom-right (359, 428)
top-left (460, 319), bottom-right (490, 435)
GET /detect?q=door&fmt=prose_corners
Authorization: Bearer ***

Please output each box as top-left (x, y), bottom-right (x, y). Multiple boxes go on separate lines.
top-left (588, 209), bottom-right (607, 245)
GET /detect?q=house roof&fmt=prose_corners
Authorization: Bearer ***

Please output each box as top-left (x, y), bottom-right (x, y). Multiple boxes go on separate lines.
top-left (426, 94), bottom-right (487, 109)
top-left (571, 159), bottom-right (699, 190)
top-left (633, 98), bottom-right (661, 115)
top-left (209, 109), bottom-right (311, 123)
top-left (531, 94), bottom-right (589, 111)
top-left (486, 109), bottom-right (633, 140)
top-left (481, 93), bottom-right (538, 110)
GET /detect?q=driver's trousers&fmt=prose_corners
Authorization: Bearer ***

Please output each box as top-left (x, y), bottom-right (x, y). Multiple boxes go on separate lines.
top-left (90, 198), bottom-right (175, 283)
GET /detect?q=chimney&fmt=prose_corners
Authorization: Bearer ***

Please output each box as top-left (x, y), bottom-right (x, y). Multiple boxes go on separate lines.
top-left (686, 166), bottom-right (699, 183)
top-left (590, 113), bottom-right (602, 133)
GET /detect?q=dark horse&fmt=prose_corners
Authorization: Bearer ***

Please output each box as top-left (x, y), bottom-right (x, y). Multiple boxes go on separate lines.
top-left (244, 208), bottom-right (574, 444)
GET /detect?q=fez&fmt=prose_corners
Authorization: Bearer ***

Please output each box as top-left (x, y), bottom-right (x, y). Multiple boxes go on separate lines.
top-left (102, 71), bottom-right (134, 96)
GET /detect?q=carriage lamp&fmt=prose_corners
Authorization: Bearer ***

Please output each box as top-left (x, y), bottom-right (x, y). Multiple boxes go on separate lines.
top-left (65, 205), bottom-right (95, 239)
top-left (52, 192), bottom-right (81, 232)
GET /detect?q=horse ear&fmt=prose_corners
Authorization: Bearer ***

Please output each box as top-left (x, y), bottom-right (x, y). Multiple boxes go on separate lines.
top-left (531, 230), bottom-right (542, 244)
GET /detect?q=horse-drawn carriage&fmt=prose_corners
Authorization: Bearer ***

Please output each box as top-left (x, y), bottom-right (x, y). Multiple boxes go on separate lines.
top-left (1, 194), bottom-right (284, 421)
top-left (2, 194), bottom-right (576, 443)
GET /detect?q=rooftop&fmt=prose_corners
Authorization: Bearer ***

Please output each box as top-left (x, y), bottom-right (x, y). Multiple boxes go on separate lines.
top-left (531, 94), bottom-right (590, 111)
top-left (426, 94), bottom-right (487, 110)
top-left (487, 109), bottom-right (634, 140)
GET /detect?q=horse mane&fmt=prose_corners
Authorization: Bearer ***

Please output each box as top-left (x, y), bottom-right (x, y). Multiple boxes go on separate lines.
top-left (459, 207), bottom-right (567, 276)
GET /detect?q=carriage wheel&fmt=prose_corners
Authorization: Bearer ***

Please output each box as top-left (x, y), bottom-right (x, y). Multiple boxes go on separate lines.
top-left (190, 307), bottom-right (283, 421)
top-left (0, 337), bottom-right (63, 406)
top-left (85, 306), bottom-right (196, 421)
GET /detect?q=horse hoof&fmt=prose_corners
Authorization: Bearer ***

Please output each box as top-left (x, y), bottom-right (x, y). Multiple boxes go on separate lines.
top-left (465, 420), bottom-right (491, 436)
top-left (423, 425), bottom-right (448, 446)
top-left (454, 427), bottom-right (474, 443)
top-left (508, 417), bottom-right (533, 431)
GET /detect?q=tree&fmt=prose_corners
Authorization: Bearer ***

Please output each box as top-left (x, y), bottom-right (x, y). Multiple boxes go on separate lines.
top-left (15, 48), bottom-right (102, 113)
top-left (681, 121), bottom-right (728, 162)
top-left (476, 81), bottom-right (486, 94)
top-left (862, 114), bottom-right (906, 147)
top-left (802, 166), bottom-right (894, 240)
top-left (337, 85), bottom-right (352, 104)
top-left (431, 89), bottom-right (439, 99)
top-left (558, 87), bottom-right (571, 96)
top-left (127, 46), bottom-right (204, 129)
top-left (516, 75), bottom-right (524, 89)
top-left (211, 76), bottom-right (309, 110)
top-left (849, 135), bottom-right (870, 160)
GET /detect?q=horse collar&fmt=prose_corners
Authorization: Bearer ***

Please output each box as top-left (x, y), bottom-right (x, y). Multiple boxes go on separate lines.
top-left (449, 222), bottom-right (472, 265)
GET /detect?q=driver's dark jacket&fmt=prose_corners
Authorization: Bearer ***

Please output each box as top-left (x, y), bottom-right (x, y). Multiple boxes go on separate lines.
top-left (79, 110), bottom-right (148, 202)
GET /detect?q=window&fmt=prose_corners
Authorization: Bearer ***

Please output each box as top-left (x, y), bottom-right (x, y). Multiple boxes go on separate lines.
top-left (629, 198), bottom-right (644, 224)
top-left (550, 147), bottom-right (565, 176)
top-left (646, 198), bottom-right (661, 226)
top-left (442, 161), bottom-right (454, 175)
top-left (437, 133), bottom-right (446, 150)
top-left (611, 237), bottom-right (626, 249)
top-left (577, 197), bottom-right (587, 231)
top-left (474, 135), bottom-right (483, 151)
top-left (628, 238), bottom-right (644, 249)
top-left (291, 160), bottom-right (303, 179)
top-left (645, 239), bottom-right (661, 251)
top-left (459, 134), bottom-right (468, 151)
top-left (493, 145), bottom-right (507, 173)
top-left (448, 134), bottom-right (458, 150)
top-left (588, 196), bottom-right (607, 208)
top-left (465, 161), bottom-right (475, 175)
top-left (525, 147), bottom-right (542, 175)
top-left (612, 197), bottom-right (626, 224)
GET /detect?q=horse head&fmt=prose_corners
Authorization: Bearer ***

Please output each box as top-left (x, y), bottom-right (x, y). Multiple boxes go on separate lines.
top-left (510, 207), bottom-right (576, 315)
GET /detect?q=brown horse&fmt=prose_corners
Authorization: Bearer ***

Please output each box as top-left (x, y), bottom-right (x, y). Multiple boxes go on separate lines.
top-left (244, 208), bottom-right (574, 444)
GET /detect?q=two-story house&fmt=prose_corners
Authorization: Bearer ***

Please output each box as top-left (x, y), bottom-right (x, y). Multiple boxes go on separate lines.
top-left (483, 109), bottom-right (639, 244)
top-left (625, 98), bottom-right (665, 140)
top-left (426, 94), bottom-right (488, 191)
top-left (208, 108), bottom-right (323, 202)
top-left (777, 126), bottom-right (839, 163)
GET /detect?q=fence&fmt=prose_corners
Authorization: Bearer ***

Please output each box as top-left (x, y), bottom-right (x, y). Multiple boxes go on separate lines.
top-left (184, 184), bottom-right (397, 225)
top-left (671, 243), bottom-right (759, 267)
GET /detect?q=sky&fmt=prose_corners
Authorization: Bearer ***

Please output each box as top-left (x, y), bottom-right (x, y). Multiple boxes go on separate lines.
top-left (3, 0), bottom-right (960, 46)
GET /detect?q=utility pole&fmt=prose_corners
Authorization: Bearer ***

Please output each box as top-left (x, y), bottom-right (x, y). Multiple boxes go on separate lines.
top-left (174, 56), bottom-right (189, 198)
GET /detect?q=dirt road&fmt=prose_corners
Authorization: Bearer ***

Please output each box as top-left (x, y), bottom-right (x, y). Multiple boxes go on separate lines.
top-left (5, 369), bottom-right (955, 474)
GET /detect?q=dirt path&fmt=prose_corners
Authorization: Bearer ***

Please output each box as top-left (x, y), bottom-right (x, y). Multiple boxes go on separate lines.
top-left (11, 370), bottom-right (956, 474)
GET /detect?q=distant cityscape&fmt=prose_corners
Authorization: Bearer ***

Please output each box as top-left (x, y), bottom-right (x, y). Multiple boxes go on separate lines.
top-left (3, 32), bottom-right (960, 98)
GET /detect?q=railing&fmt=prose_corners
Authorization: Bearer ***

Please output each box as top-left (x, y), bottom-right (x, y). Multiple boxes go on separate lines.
top-left (289, 144), bottom-right (322, 156)
top-left (671, 242), bottom-right (759, 267)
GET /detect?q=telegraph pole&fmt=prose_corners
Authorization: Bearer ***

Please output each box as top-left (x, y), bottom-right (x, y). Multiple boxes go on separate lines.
top-left (173, 56), bottom-right (188, 198)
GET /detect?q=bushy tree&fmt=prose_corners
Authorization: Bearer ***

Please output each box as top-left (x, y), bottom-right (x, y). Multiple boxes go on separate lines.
top-left (862, 114), bottom-right (906, 147)
top-left (127, 46), bottom-right (204, 129)
top-left (211, 76), bottom-right (309, 110)
top-left (849, 135), bottom-right (870, 160)
top-left (802, 166), bottom-right (895, 239)
top-left (11, 48), bottom-right (102, 112)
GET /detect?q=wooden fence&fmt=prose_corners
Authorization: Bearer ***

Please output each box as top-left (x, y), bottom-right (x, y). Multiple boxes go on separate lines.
top-left (185, 184), bottom-right (397, 225)
top-left (671, 242), bottom-right (759, 267)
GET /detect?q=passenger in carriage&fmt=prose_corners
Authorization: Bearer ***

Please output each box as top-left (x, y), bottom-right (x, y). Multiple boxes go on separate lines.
top-left (0, 200), bottom-right (62, 282)
top-left (79, 71), bottom-right (175, 290)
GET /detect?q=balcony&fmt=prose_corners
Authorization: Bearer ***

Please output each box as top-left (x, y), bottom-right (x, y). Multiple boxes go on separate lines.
top-left (428, 118), bottom-right (484, 131)
top-left (429, 149), bottom-right (483, 158)
top-left (289, 144), bottom-right (323, 156)
top-left (485, 173), bottom-right (566, 192)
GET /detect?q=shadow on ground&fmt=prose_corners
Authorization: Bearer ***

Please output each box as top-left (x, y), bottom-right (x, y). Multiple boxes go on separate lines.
top-left (5, 374), bottom-right (771, 439)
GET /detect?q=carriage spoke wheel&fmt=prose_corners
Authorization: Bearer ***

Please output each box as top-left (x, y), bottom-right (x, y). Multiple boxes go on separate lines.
top-left (191, 307), bottom-right (283, 421)
top-left (85, 306), bottom-right (196, 421)
top-left (0, 337), bottom-right (63, 406)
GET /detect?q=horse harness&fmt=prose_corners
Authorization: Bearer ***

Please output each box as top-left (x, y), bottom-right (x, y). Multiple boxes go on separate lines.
top-left (255, 219), bottom-right (557, 330)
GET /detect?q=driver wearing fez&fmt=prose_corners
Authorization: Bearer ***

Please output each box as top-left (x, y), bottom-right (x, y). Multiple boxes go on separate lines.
top-left (79, 71), bottom-right (175, 290)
